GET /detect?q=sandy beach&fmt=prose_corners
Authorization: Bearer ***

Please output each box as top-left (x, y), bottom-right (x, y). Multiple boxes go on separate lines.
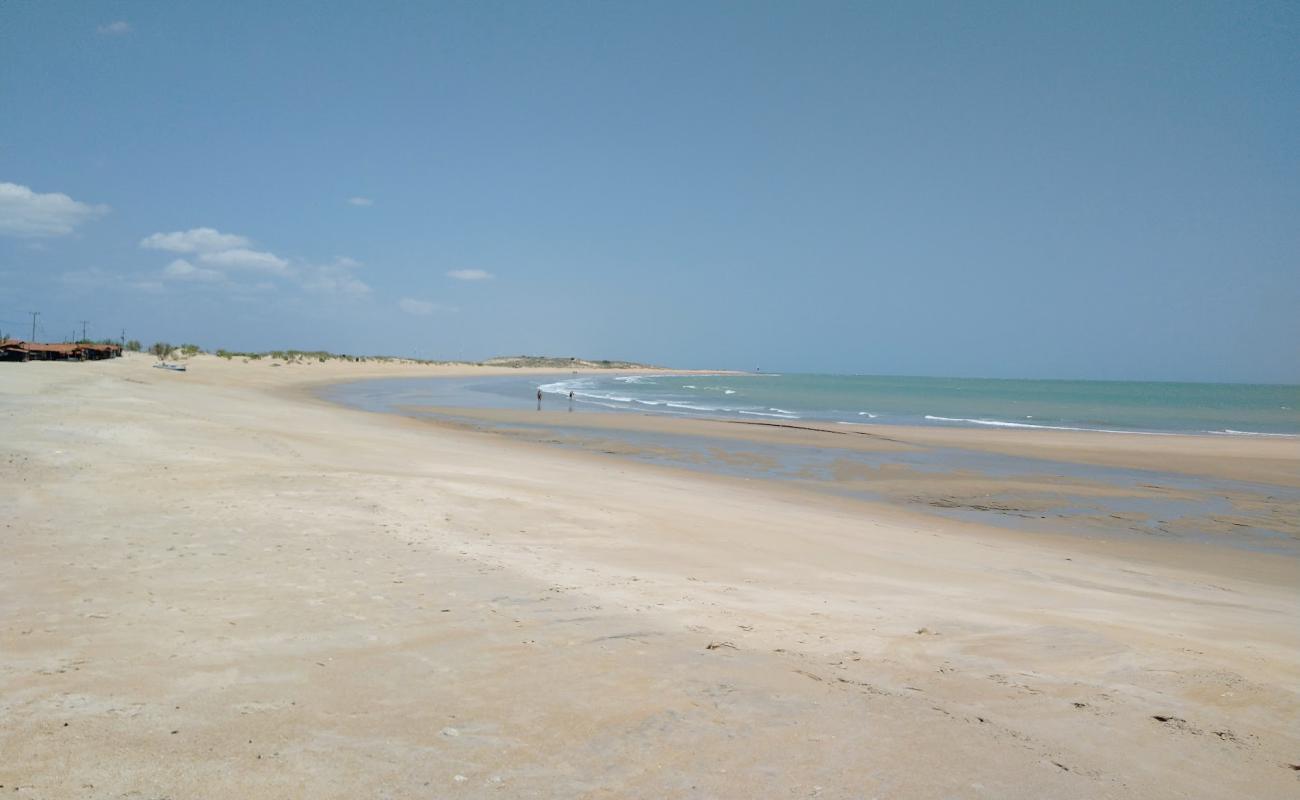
top-left (2, 354), bottom-right (1298, 798)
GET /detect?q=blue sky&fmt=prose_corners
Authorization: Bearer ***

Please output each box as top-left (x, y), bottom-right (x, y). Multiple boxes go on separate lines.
top-left (1, 1), bottom-right (1296, 382)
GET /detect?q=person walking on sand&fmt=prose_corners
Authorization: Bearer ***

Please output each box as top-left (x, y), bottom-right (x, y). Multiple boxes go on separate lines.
top-left (537, 387), bottom-right (543, 411)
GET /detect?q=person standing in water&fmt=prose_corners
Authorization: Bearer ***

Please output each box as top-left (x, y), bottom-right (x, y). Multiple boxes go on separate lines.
top-left (568, 390), bottom-right (574, 412)
top-left (536, 388), bottom-right (542, 410)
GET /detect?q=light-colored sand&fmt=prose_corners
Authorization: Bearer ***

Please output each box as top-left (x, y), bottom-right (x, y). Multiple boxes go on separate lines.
top-left (2, 354), bottom-right (1298, 798)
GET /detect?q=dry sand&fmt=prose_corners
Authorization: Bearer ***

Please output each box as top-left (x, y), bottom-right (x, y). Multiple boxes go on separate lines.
top-left (2, 354), bottom-right (1298, 798)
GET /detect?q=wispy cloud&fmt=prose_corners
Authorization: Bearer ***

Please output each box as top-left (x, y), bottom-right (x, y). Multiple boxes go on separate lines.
top-left (140, 226), bottom-right (276, 296)
top-left (0, 182), bottom-right (109, 238)
top-left (347, 196), bottom-right (374, 207)
top-left (198, 248), bottom-right (289, 274)
top-left (139, 226), bottom-right (373, 298)
top-left (163, 258), bottom-right (223, 282)
top-left (97, 21), bottom-right (131, 36)
top-left (446, 269), bottom-right (493, 281)
top-left (399, 297), bottom-right (455, 316)
top-left (301, 257), bottom-right (371, 296)
top-left (140, 227), bottom-right (250, 253)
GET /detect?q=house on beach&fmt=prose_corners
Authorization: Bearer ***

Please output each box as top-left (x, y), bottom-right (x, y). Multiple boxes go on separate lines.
top-left (0, 339), bottom-right (123, 362)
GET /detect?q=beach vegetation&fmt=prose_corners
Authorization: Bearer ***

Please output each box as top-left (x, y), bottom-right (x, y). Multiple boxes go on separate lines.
top-left (481, 355), bottom-right (653, 369)
top-left (125, 340), bottom-right (142, 352)
top-left (124, 347), bottom-right (644, 369)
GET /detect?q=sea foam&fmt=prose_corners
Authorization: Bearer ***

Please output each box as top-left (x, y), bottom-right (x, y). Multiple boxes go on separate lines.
top-left (923, 415), bottom-right (1174, 435)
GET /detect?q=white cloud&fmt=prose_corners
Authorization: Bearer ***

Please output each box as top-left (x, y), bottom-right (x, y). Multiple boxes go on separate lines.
top-left (399, 297), bottom-right (437, 315)
top-left (347, 196), bottom-right (374, 207)
top-left (139, 227), bottom-right (369, 297)
top-left (446, 269), bottom-right (493, 281)
top-left (140, 227), bottom-right (251, 253)
top-left (198, 248), bottom-right (289, 273)
top-left (163, 258), bottom-right (223, 282)
top-left (97, 21), bottom-right (131, 36)
top-left (301, 257), bottom-right (371, 296)
top-left (0, 182), bottom-right (109, 238)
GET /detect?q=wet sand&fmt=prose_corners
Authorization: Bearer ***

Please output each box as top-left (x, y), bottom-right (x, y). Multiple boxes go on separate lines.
top-left (395, 406), bottom-right (1300, 564)
top-left (2, 354), bottom-right (1298, 798)
top-left (404, 405), bottom-right (1300, 487)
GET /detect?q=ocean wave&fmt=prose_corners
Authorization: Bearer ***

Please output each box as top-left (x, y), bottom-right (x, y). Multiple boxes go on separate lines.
top-left (739, 410), bottom-right (801, 419)
top-left (922, 415), bottom-right (1175, 435)
top-left (858, 411), bottom-right (879, 418)
top-left (682, 385), bottom-right (696, 389)
top-left (665, 401), bottom-right (725, 412)
top-left (1207, 429), bottom-right (1298, 438)
top-left (574, 399), bottom-right (689, 414)
top-left (538, 378), bottom-right (594, 395)
top-left (584, 393), bottom-right (635, 403)
top-left (614, 375), bottom-right (654, 384)
top-left (576, 399), bottom-right (634, 411)
top-left (541, 383), bottom-right (637, 404)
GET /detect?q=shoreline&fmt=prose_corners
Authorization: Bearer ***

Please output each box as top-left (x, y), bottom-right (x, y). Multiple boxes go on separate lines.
top-left (358, 405), bottom-right (1300, 575)
top-left (371, 402), bottom-right (1300, 488)
top-left (411, 412), bottom-right (1300, 585)
top-left (316, 370), bottom-right (1300, 469)
top-left (3, 354), bottom-right (1298, 798)
top-left (308, 373), bottom-right (1300, 581)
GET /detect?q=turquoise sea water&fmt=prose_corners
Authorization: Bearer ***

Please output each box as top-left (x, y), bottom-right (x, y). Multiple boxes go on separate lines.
top-left (534, 373), bottom-right (1299, 436)
top-left (327, 373), bottom-right (1299, 436)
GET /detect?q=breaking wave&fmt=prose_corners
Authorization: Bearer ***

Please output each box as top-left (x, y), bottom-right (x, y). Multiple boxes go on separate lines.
top-left (922, 416), bottom-right (1175, 435)
top-left (739, 410), bottom-right (801, 419)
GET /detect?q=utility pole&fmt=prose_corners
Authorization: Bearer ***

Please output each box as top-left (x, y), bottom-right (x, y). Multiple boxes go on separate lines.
top-left (29, 311), bottom-right (39, 342)
top-left (121, 329), bottom-right (126, 348)
top-left (79, 320), bottom-right (89, 342)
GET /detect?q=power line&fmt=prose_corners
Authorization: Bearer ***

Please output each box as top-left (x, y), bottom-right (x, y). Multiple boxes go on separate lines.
top-left (79, 320), bottom-right (89, 341)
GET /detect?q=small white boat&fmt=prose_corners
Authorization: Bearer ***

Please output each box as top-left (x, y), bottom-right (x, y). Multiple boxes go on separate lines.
top-left (153, 363), bottom-right (187, 372)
